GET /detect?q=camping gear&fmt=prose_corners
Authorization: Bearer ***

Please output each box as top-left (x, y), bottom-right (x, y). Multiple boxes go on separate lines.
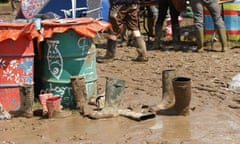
top-left (71, 75), bottom-right (87, 115)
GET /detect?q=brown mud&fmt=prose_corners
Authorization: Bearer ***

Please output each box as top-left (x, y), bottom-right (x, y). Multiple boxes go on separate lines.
top-left (1, 4), bottom-right (240, 144)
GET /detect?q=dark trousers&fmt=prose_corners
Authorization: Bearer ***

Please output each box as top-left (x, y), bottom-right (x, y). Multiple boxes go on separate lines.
top-left (157, 0), bottom-right (180, 27)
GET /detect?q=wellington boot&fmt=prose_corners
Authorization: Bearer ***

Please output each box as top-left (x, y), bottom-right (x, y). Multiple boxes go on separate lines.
top-left (97, 39), bottom-right (117, 63)
top-left (157, 77), bottom-right (191, 116)
top-left (134, 37), bottom-right (148, 62)
top-left (217, 29), bottom-right (228, 52)
top-left (172, 25), bottom-right (181, 50)
top-left (12, 84), bottom-right (34, 118)
top-left (87, 77), bottom-right (125, 119)
top-left (194, 28), bottom-right (205, 52)
top-left (149, 69), bottom-right (176, 112)
top-left (104, 77), bottom-right (125, 109)
top-left (71, 75), bottom-right (87, 115)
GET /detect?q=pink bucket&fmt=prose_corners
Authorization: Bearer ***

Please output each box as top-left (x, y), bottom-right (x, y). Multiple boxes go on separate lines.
top-left (39, 90), bottom-right (54, 113)
top-left (46, 96), bottom-right (61, 118)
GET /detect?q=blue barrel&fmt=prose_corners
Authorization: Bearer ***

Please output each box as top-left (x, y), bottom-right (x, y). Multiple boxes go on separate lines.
top-left (41, 30), bottom-right (97, 108)
top-left (101, 0), bottom-right (110, 21)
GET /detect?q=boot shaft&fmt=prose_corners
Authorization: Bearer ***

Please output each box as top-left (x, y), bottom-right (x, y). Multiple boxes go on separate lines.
top-left (217, 29), bottom-right (228, 52)
top-left (195, 28), bottom-right (204, 50)
top-left (70, 75), bottom-right (87, 114)
top-left (19, 84), bottom-right (34, 118)
top-left (135, 36), bottom-right (147, 58)
top-left (105, 77), bottom-right (125, 109)
top-left (162, 69), bottom-right (176, 102)
top-left (172, 77), bottom-right (191, 115)
top-left (106, 39), bottom-right (118, 58)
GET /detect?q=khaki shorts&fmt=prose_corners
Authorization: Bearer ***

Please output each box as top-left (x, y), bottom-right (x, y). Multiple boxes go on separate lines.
top-left (108, 4), bottom-right (139, 36)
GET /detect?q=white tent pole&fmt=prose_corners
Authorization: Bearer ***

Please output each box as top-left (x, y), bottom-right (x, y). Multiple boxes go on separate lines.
top-left (71, 0), bottom-right (76, 18)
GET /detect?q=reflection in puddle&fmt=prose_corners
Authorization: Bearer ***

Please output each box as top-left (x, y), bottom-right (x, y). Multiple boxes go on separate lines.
top-left (150, 116), bottom-right (191, 140)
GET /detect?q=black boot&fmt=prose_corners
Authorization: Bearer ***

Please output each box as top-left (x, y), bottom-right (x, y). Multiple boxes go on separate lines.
top-left (97, 39), bottom-right (117, 63)
top-left (172, 25), bottom-right (181, 50)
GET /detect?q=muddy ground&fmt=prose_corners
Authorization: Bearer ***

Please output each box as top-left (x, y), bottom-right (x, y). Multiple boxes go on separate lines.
top-left (1, 3), bottom-right (240, 144)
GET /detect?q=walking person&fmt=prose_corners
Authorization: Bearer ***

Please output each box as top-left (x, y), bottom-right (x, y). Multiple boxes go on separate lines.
top-left (97, 0), bottom-right (148, 63)
top-left (190, 0), bottom-right (228, 52)
top-left (151, 0), bottom-right (182, 50)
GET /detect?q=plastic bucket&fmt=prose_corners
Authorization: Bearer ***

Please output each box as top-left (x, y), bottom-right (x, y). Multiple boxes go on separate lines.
top-left (46, 96), bottom-right (61, 118)
top-left (41, 30), bottom-right (97, 108)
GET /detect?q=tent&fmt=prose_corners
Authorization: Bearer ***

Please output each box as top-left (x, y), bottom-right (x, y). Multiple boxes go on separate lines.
top-left (17, 0), bottom-right (109, 20)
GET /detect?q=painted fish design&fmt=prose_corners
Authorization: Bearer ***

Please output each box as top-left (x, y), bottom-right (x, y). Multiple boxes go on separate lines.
top-left (47, 40), bottom-right (63, 80)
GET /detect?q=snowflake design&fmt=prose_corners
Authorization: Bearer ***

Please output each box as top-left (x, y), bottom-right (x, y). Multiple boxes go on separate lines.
top-left (10, 60), bottom-right (18, 69)
top-left (3, 68), bottom-right (14, 81)
top-left (0, 59), bottom-right (6, 69)
top-left (14, 73), bottom-right (20, 84)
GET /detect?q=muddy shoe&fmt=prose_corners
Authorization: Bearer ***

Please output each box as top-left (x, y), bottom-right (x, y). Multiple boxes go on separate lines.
top-left (132, 56), bottom-right (149, 62)
top-left (96, 56), bottom-right (114, 63)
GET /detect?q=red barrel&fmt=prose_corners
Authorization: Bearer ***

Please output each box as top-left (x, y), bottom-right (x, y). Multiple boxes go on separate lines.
top-left (0, 22), bottom-right (38, 112)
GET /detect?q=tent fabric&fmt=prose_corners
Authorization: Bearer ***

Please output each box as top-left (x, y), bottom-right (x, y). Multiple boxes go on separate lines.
top-left (41, 17), bottom-right (111, 38)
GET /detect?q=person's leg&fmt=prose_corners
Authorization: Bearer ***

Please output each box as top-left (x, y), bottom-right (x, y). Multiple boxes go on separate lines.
top-left (97, 4), bottom-right (125, 63)
top-left (190, 0), bottom-right (205, 52)
top-left (205, 0), bottom-right (227, 52)
top-left (169, 0), bottom-right (180, 43)
top-left (127, 4), bottom-right (148, 62)
top-left (151, 0), bottom-right (169, 49)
